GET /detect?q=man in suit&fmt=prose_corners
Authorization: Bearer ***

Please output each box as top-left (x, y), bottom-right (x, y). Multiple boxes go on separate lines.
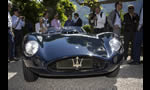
top-left (129, 8), bottom-right (143, 65)
top-left (73, 13), bottom-right (82, 27)
top-left (64, 15), bottom-right (74, 26)
top-left (123, 5), bottom-right (139, 61)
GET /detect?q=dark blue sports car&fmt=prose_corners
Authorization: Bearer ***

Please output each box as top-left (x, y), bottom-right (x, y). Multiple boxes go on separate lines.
top-left (22, 26), bottom-right (124, 82)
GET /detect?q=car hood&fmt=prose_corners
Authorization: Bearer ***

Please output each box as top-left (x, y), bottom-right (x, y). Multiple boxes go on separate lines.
top-left (36, 33), bottom-right (115, 61)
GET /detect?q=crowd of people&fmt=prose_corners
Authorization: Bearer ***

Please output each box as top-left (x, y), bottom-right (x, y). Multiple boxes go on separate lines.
top-left (8, 1), bottom-right (143, 65)
top-left (35, 12), bottom-right (83, 33)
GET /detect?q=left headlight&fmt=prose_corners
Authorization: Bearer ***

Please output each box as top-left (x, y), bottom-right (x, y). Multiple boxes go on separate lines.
top-left (109, 38), bottom-right (121, 52)
top-left (25, 41), bottom-right (39, 57)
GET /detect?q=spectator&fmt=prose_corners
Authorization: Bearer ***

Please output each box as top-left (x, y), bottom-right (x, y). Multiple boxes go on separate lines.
top-left (35, 17), bottom-right (48, 33)
top-left (93, 7), bottom-right (106, 34)
top-left (64, 15), bottom-right (74, 26)
top-left (8, 0), bottom-right (17, 62)
top-left (107, 1), bottom-right (123, 36)
top-left (129, 8), bottom-right (143, 65)
top-left (51, 13), bottom-right (61, 30)
top-left (12, 8), bottom-right (25, 58)
top-left (73, 13), bottom-right (82, 27)
top-left (43, 11), bottom-right (50, 28)
top-left (123, 5), bottom-right (139, 61)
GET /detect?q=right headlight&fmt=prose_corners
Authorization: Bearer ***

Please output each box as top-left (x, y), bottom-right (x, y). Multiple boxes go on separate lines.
top-left (24, 40), bottom-right (39, 57)
top-left (109, 38), bottom-right (121, 52)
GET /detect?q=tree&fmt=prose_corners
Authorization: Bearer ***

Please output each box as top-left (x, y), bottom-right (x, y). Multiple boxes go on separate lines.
top-left (56, 0), bottom-right (76, 26)
top-left (11, 0), bottom-right (76, 27)
top-left (41, 0), bottom-right (76, 26)
top-left (76, 0), bottom-right (136, 12)
top-left (11, 0), bottom-right (46, 34)
top-left (11, 0), bottom-right (46, 24)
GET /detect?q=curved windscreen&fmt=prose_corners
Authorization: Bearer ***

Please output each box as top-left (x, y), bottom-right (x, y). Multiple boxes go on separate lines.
top-left (45, 26), bottom-right (86, 34)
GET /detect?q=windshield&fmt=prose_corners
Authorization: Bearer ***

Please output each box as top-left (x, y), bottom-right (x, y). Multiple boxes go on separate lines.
top-left (44, 26), bottom-right (86, 34)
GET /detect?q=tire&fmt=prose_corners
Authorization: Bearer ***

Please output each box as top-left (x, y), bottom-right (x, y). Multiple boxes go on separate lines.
top-left (106, 66), bottom-right (120, 77)
top-left (22, 61), bottom-right (38, 82)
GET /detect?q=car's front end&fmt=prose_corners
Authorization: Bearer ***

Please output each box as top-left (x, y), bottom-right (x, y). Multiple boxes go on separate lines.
top-left (22, 32), bottom-right (124, 82)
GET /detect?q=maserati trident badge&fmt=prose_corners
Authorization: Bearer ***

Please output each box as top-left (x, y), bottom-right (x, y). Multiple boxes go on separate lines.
top-left (72, 57), bottom-right (83, 70)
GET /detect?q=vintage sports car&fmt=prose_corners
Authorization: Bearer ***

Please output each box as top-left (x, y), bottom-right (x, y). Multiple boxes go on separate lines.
top-left (22, 26), bottom-right (124, 82)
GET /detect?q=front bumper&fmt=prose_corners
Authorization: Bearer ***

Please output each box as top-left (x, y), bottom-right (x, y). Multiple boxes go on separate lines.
top-left (23, 55), bottom-right (123, 77)
top-left (29, 65), bottom-right (119, 77)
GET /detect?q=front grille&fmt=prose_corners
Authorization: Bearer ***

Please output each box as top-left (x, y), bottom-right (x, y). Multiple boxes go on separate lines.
top-left (47, 56), bottom-right (106, 72)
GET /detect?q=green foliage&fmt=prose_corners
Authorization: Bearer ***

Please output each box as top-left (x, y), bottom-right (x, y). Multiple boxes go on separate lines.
top-left (42, 0), bottom-right (76, 26)
top-left (56, 0), bottom-right (76, 26)
top-left (82, 24), bottom-right (93, 33)
top-left (11, 0), bottom-right (76, 29)
top-left (120, 9), bottom-right (125, 22)
top-left (80, 0), bottom-right (100, 12)
top-left (11, 0), bottom-right (46, 24)
top-left (84, 0), bottom-right (98, 4)
top-left (119, 9), bottom-right (125, 35)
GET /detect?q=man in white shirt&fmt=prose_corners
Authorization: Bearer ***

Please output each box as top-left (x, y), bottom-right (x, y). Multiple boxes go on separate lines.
top-left (12, 9), bottom-right (25, 57)
top-left (12, 9), bottom-right (25, 30)
top-left (94, 7), bottom-right (106, 34)
top-left (8, 0), bottom-right (17, 62)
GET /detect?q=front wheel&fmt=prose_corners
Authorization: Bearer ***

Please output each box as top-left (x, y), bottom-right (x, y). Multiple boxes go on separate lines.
top-left (22, 61), bottom-right (38, 82)
top-left (106, 66), bottom-right (120, 77)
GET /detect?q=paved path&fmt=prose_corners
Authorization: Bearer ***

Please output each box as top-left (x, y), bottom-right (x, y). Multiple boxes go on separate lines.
top-left (8, 60), bottom-right (143, 90)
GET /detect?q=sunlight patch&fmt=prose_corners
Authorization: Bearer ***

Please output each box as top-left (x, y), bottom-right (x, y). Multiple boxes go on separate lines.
top-left (120, 64), bottom-right (129, 69)
top-left (8, 72), bottom-right (17, 80)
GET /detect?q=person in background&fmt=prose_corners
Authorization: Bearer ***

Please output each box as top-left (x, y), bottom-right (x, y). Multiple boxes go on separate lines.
top-left (107, 1), bottom-right (123, 36)
top-left (93, 6), bottom-right (106, 34)
top-left (8, 0), bottom-right (17, 62)
top-left (129, 8), bottom-right (143, 65)
top-left (51, 13), bottom-right (62, 30)
top-left (12, 8), bottom-right (25, 58)
top-left (35, 17), bottom-right (48, 33)
top-left (43, 11), bottom-right (50, 28)
top-left (73, 13), bottom-right (82, 27)
top-left (123, 5), bottom-right (139, 61)
top-left (64, 15), bottom-right (74, 26)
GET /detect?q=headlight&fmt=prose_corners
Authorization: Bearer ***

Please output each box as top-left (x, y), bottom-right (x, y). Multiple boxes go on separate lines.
top-left (109, 38), bottom-right (121, 52)
top-left (25, 41), bottom-right (39, 56)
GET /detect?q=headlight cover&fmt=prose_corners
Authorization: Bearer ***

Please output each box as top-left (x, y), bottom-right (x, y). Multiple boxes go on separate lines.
top-left (109, 38), bottom-right (121, 52)
top-left (25, 41), bottom-right (39, 57)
